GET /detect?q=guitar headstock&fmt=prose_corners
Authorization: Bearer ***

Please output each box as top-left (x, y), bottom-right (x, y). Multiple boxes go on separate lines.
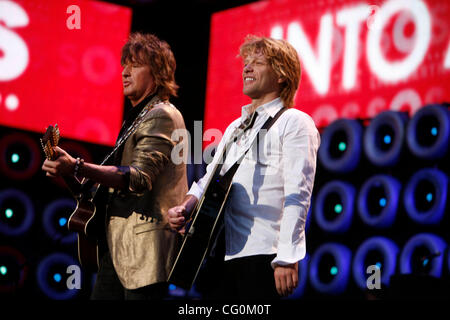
top-left (229, 111), bottom-right (257, 142)
top-left (40, 124), bottom-right (60, 160)
top-left (242, 111), bottom-right (257, 131)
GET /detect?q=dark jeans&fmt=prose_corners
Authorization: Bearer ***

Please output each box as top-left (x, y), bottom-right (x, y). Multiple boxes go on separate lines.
top-left (90, 251), bottom-right (168, 300)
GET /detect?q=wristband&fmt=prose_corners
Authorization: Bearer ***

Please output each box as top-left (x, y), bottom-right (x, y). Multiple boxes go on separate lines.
top-left (74, 157), bottom-right (84, 177)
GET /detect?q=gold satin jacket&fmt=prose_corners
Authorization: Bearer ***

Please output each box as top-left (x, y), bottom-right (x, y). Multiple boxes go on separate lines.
top-left (106, 97), bottom-right (188, 289)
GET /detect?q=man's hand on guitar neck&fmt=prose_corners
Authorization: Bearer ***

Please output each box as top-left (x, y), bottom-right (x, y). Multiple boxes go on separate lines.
top-left (167, 195), bottom-right (198, 235)
top-left (42, 146), bottom-right (76, 178)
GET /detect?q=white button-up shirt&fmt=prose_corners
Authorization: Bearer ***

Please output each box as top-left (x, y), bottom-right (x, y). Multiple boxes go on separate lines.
top-left (188, 98), bottom-right (320, 267)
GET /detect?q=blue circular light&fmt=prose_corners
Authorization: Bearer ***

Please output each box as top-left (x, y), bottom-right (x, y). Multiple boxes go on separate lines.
top-left (364, 111), bottom-right (408, 167)
top-left (0, 189), bottom-right (35, 236)
top-left (0, 246), bottom-right (28, 291)
top-left (310, 243), bottom-right (352, 294)
top-left (352, 236), bottom-right (399, 290)
top-left (36, 252), bottom-right (79, 300)
top-left (11, 153), bottom-right (20, 163)
top-left (330, 266), bottom-right (338, 275)
top-left (0, 132), bottom-right (42, 180)
top-left (403, 168), bottom-right (447, 225)
top-left (334, 204), bottom-right (343, 214)
top-left (169, 284), bottom-right (176, 291)
top-left (58, 218), bottom-right (67, 227)
top-left (406, 104), bottom-right (450, 160)
top-left (357, 175), bottom-right (401, 228)
top-left (42, 199), bottom-right (76, 244)
top-left (5, 208), bottom-right (13, 219)
top-left (430, 127), bottom-right (438, 136)
top-left (0, 265), bottom-right (7, 275)
top-left (53, 273), bottom-right (62, 283)
top-left (318, 119), bottom-right (363, 173)
top-left (315, 181), bottom-right (355, 233)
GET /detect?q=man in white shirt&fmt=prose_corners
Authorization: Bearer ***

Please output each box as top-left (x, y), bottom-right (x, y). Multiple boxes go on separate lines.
top-left (168, 35), bottom-right (320, 299)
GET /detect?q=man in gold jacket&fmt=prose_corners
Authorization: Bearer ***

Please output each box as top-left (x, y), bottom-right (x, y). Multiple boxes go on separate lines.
top-left (42, 33), bottom-right (188, 299)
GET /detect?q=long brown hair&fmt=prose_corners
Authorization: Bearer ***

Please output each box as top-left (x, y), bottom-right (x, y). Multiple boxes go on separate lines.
top-left (239, 35), bottom-right (301, 108)
top-left (121, 32), bottom-right (178, 100)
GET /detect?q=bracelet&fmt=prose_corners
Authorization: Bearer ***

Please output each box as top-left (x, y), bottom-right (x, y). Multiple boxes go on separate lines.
top-left (74, 157), bottom-right (84, 177)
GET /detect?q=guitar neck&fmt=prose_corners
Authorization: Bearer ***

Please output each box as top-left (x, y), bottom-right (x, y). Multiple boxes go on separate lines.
top-left (61, 175), bottom-right (83, 197)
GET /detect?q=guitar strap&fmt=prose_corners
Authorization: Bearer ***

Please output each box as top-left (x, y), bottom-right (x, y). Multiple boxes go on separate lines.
top-left (102, 95), bottom-right (164, 166)
top-left (206, 106), bottom-right (288, 263)
top-left (219, 106), bottom-right (288, 188)
top-left (80, 96), bottom-right (164, 194)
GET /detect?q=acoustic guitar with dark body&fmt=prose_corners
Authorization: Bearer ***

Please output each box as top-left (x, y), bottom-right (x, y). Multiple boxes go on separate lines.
top-left (41, 125), bottom-right (107, 271)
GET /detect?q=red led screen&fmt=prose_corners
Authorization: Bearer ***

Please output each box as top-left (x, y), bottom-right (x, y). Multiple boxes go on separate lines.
top-left (205, 0), bottom-right (450, 137)
top-left (0, 0), bottom-right (131, 146)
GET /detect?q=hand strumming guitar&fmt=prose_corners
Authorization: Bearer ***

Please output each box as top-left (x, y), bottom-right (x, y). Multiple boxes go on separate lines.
top-left (167, 195), bottom-right (198, 235)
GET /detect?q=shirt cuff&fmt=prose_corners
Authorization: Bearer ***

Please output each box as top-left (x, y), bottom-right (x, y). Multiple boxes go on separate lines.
top-left (271, 242), bottom-right (306, 269)
top-left (187, 181), bottom-right (204, 200)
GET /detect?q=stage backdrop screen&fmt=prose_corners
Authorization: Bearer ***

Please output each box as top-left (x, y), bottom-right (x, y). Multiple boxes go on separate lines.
top-left (0, 0), bottom-right (131, 146)
top-left (205, 0), bottom-right (450, 136)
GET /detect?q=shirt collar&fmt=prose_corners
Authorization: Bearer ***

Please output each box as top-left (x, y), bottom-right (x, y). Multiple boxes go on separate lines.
top-left (241, 97), bottom-right (283, 120)
top-left (124, 93), bottom-right (157, 125)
